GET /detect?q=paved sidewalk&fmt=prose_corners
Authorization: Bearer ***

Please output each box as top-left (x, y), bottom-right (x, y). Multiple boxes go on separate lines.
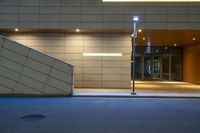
top-left (74, 81), bottom-right (200, 97)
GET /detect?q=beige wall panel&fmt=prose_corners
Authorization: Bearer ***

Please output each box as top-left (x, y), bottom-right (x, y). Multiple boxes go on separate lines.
top-left (65, 46), bottom-right (83, 54)
top-left (103, 75), bottom-right (121, 81)
top-left (61, 15), bottom-right (81, 22)
top-left (122, 40), bottom-right (132, 47)
top-left (122, 54), bottom-right (131, 61)
top-left (84, 46), bottom-right (102, 53)
top-left (6, 33), bottom-right (27, 40)
top-left (84, 40), bottom-right (102, 47)
top-left (103, 33), bottom-right (122, 39)
top-left (122, 75), bottom-right (131, 81)
top-left (103, 61), bottom-right (122, 68)
top-left (27, 33), bottom-right (46, 40)
top-left (102, 40), bottom-right (122, 47)
top-left (84, 74), bottom-right (102, 81)
top-left (45, 39), bottom-right (65, 47)
top-left (45, 32), bottom-right (65, 40)
top-left (46, 47), bottom-right (65, 53)
top-left (84, 81), bottom-right (102, 88)
top-left (81, 7), bottom-right (102, 14)
top-left (103, 68), bottom-right (122, 74)
top-left (122, 46), bottom-right (131, 53)
top-left (83, 56), bottom-right (102, 61)
top-left (65, 54), bottom-right (83, 61)
top-left (102, 56), bottom-right (122, 61)
top-left (75, 81), bottom-right (84, 88)
top-left (103, 47), bottom-right (122, 53)
top-left (84, 68), bottom-right (102, 74)
top-left (3, 32), bottom-right (131, 88)
top-left (74, 67), bottom-right (83, 74)
top-left (27, 40), bottom-right (45, 47)
top-left (65, 34), bottom-right (83, 40)
top-left (122, 61), bottom-right (131, 68)
top-left (84, 61), bottom-right (102, 67)
top-left (84, 33), bottom-right (102, 40)
top-left (122, 68), bottom-right (131, 74)
top-left (82, 15), bottom-right (102, 22)
top-left (102, 81), bottom-right (130, 88)
top-left (74, 74), bottom-right (83, 81)
top-left (61, 7), bottom-right (81, 14)
top-left (65, 40), bottom-right (83, 47)
top-left (103, 7), bottom-right (124, 14)
top-left (81, 22), bottom-right (102, 29)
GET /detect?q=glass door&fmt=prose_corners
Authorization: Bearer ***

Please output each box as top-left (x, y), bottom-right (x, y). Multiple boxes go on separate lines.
top-left (162, 56), bottom-right (169, 80)
top-left (144, 56), bottom-right (152, 80)
top-left (152, 56), bottom-right (160, 80)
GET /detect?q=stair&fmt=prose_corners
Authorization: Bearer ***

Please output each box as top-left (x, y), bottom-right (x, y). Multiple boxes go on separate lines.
top-left (0, 35), bottom-right (74, 96)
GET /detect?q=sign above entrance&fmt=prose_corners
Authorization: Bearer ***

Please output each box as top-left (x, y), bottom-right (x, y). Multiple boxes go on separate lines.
top-left (103, 0), bottom-right (200, 2)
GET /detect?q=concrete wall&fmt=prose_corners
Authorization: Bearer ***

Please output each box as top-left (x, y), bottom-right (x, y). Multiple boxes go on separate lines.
top-left (2, 33), bottom-right (131, 88)
top-left (0, 35), bottom-right (74, 95)
top-left (183, 44), bottom-right (200, 84)
top-left (0, 0), bottom-right (200, 30)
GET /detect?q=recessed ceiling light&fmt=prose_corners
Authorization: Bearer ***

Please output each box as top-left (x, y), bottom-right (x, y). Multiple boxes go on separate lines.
top-left (164, 46), bottom-right (168, 50)
top-left (76, 29), bottom-right (80, 32)
top-left (174, 43), bottom-right (177, 46)
top-left (14, 28), bottom-right (19, 32)
top-left (192, 37), bottom-right (196, 41)
top-left (142, 37), bottom-right (146, 40)
top-left (138, 29), bottom-right (142, 32)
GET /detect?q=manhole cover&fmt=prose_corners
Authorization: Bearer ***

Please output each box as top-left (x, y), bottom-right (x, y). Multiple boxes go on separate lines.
top-left (20, 114), bottom-right (46, 121)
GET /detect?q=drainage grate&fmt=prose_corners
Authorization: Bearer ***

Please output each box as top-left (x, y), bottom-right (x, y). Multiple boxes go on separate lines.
top-left (20, 114), bottom-right (46, 121)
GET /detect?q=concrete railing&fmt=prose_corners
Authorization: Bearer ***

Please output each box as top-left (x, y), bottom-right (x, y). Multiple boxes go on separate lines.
top-left (0, 35), bottom-right (74, 96)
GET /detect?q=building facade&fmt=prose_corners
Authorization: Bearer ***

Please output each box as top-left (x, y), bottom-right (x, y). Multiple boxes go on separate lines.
top-left (0, 0), bottom-right (200, 89)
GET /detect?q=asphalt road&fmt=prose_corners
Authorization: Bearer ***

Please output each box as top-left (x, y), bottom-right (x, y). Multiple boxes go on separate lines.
top-left (0, 97), bottom-right (200, 133)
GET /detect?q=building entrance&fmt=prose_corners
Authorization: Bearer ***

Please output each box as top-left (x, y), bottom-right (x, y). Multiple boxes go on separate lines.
top-left (134, 55), bottom-right (165, 80)
top-left (131, 46), bottom-right (183, 81)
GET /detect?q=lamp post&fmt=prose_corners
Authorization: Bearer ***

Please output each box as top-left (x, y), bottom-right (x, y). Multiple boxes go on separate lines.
top-left (131, 16), bottom-right (138, 95)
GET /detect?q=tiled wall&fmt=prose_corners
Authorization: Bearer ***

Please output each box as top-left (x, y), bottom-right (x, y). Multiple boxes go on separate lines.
top-left (0, 0), bottom-right (200, 30)
top-left (0, 35), bottom-right (73, 95)
top-left (3, 32), bottom-right (131, 88)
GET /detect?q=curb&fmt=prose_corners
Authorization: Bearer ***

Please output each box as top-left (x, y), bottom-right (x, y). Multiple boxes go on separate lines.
top-left (72, 94), bottom-right (200, 99)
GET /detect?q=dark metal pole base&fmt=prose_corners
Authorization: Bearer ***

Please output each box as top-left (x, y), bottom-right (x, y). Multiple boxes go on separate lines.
top-left (131, 92), bottom-right (136, 95)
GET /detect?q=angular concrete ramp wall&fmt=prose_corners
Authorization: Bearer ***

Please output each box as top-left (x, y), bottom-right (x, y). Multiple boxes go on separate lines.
top-left (0, 35), bottom-right (74, 96)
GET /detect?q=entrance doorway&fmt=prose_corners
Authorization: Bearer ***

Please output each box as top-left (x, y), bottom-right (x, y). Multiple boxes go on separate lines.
top-left (131, 46), bottom-right (183, 81)
top-left (133, 55), bottom-right (163, 80)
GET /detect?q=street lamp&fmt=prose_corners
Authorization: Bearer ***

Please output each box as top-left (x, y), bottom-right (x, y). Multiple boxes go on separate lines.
top-left (131, 16), bottom-right (138, 95)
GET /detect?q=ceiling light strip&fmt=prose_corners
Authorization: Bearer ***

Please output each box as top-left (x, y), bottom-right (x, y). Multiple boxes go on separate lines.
top-left (103, 0), bottom-right (200, 2)
top-left (83, 53), bottom-right (122, 57)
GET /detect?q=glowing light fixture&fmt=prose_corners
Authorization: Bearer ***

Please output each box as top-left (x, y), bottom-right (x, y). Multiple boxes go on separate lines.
top-left (83, 53), bottom-right (122, 56)
top-left (76, 29), bottom-right (80, 32)
top-left (142, 37), bottom-right (146, 40)
top-left (133, 16), bottom-right (139, 22)
top-left (192, 37), bottom-right (196, 41)
top-left (14, 28), bottom-right (19, 32)
top-left (138, 29), bottom-right (142, 32)
top-left (174, 43), bottom-right (177, 46)
top-left (103, 0), bottom-right (200, 2)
